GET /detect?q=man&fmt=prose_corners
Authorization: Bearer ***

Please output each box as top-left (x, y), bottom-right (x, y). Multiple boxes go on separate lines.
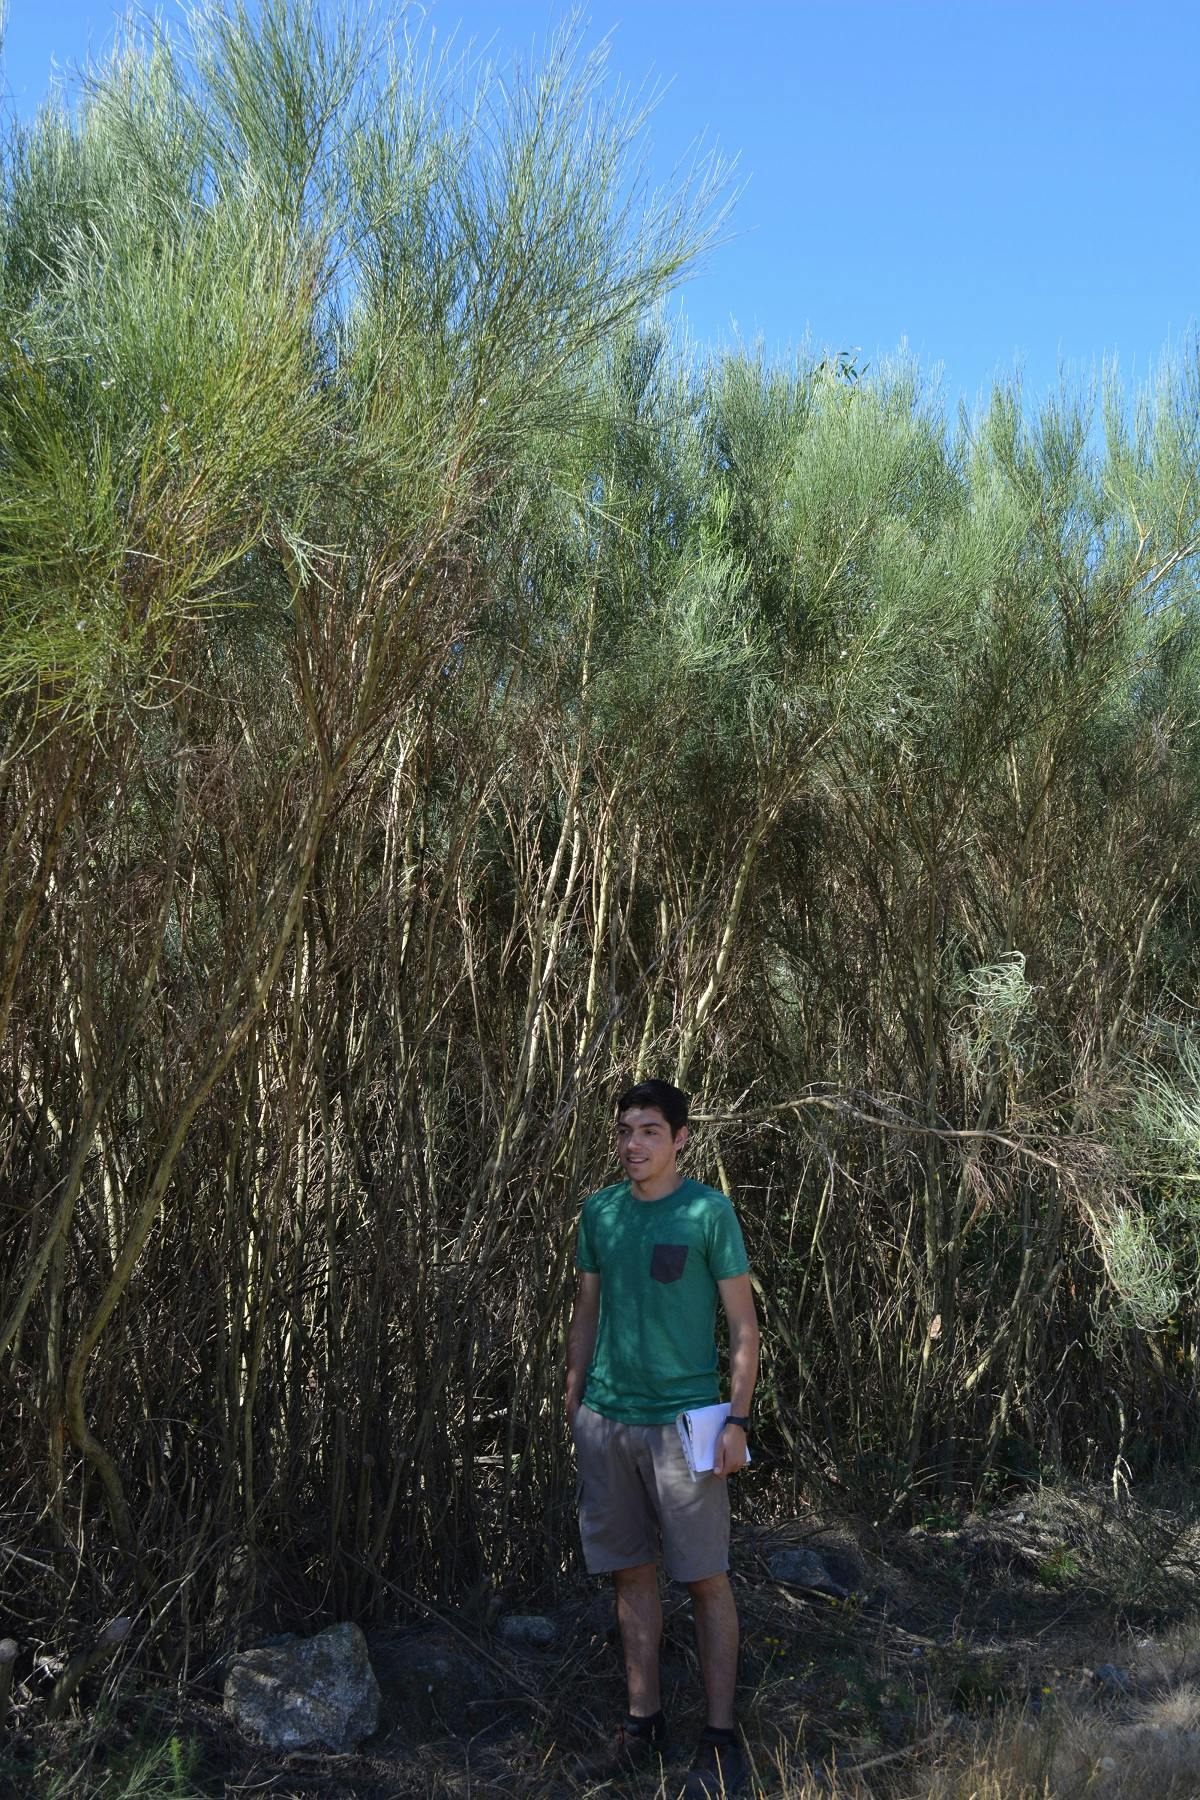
top-left (566, 1078), bottom-right (759, 1798)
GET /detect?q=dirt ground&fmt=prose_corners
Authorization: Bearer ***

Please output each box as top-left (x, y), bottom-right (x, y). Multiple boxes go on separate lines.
top-left (10, 1481), bottom-right (1200, 1798)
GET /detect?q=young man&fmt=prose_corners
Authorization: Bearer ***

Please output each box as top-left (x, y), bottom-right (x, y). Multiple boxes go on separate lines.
top-left (566, 1079), bottom-right (759, 1798)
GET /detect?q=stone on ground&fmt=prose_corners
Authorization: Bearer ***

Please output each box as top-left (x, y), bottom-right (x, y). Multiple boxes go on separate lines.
top-left (767, 1547), bottom-right (849, 1596)
top-left (224, 1620), bottom-right (380, 1752)
top-left (496, 1613), bottom-right (556, 1647)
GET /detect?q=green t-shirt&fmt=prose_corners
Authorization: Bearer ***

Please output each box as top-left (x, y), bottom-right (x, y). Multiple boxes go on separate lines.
top-left (574, 1176), bottom-right (749, 1425)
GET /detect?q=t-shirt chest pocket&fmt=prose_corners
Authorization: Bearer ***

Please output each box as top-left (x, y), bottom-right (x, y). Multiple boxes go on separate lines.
top-left (649, 1241), bottom-right (690, 1283)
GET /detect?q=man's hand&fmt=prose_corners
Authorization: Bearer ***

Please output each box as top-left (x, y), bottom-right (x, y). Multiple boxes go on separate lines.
top-left (712, 1420), bottom-right (748, 1479)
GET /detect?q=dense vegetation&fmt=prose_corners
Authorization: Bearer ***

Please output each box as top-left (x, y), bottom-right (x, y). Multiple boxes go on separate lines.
top-left (4, 2), bottom-right (1200, 1664)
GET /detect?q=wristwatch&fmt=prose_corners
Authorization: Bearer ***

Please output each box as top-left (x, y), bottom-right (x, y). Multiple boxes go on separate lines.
top-left (724, 1414), bottom-right (751, 1431)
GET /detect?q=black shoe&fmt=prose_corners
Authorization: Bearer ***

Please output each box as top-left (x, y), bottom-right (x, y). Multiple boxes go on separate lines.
top-left (575, 1715), bottom-right (670, 1783)
top-left (681, 1732), bottom-right (747, 1797)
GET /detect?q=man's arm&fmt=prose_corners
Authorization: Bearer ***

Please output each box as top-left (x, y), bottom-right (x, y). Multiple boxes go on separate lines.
top-left (566, 1270), bottom-right (601, 1425)
top-left (713, 1272), bottom-right (759, 1478)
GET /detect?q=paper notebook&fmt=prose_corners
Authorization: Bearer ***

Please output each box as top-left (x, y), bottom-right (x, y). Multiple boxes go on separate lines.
top-left (676, 1402), bottom-right (752, 1480)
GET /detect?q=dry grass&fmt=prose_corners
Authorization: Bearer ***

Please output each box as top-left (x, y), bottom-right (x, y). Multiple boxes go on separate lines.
top-left (12, 1489), bottom-right (1200, 1798)
top-left (920, 1696), bottom-right (1200, 1800)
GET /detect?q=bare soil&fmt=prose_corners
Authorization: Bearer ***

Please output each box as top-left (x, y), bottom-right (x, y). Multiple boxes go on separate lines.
top-left (8, 1481), bottom-right (1200, 1798)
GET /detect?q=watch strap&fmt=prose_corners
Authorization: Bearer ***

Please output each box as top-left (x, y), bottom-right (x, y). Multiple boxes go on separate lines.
top-left (724, 1414), bottom-right (751, 1430)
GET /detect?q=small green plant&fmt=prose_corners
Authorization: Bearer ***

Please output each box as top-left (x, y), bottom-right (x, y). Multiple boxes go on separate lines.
top-left (115, 1733), bottom-right (199, 1797)
top-left (32, 1730), bottom-right (208, 1800)
top-left (1038, 1543), bottom-right (1082, 1589)
top-left (947, 1651), bottom-right (1015, 1714)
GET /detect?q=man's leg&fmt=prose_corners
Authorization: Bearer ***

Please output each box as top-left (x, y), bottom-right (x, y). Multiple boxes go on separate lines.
top-left (571, 1416), bottom-right (669, 1779)
top-left (648, 1426), bottom-right (745, 1794)
top-left (573, 1562), bottom-right (666, 1782)
top-left (687, 1571), bottom-right (738, 1729)
top-left (614, 1561), bottom-right (662, 1716)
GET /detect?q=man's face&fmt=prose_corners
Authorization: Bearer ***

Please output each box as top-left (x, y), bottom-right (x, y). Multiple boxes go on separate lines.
top-left (615, 1105), bottom-right (686, 1187)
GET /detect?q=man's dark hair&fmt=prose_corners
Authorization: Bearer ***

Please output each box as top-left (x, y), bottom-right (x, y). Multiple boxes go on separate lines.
top-left (616, 1079), bottom-right (689, 1135)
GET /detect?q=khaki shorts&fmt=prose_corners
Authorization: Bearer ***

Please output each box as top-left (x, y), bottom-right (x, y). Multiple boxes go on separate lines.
top-left (572, 1402), bottom-right (731, 1582)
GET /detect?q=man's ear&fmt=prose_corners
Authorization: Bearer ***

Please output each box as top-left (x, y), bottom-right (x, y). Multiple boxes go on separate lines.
top-left (675, 1125), bottom-right (689, 1159)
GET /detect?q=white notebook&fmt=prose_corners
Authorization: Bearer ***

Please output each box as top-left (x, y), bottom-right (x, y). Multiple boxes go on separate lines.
top-left (676, 1403), bottom-right (751, 1479)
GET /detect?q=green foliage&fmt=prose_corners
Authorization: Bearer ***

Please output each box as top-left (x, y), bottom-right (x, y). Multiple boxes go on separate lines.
top-left (952, 952), bottom-right (1036, 1079)
top-left (1037, 1544), bottom-right (1083, 1590)
top-left (0, 1), bottom-right (725, 715)
top-left (1092, 1204), bottom-right (1182, 1335)
top-left (1124, 1028), bottom-right (1200, 1181)
top-left (3, 1728), bottom-right (208, 1800)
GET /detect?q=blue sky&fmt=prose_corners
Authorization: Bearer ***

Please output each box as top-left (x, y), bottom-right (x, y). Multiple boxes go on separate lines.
top-left (3, 1), bottom-right (1197, 410)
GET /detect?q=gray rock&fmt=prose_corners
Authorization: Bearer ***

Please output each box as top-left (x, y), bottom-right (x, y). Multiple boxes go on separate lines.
top-left (767, 1548), bottom-right (848, 1596)
top-left (224, 1621), bottom-right (380, 1752)
top-left (1093, 1663), bottom-right (1132, 1696)
top-left (496, 1613), bottom-right (556, 1648)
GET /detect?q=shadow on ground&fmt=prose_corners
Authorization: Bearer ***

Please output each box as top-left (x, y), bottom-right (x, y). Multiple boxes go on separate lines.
top-left (9, 1481), bottom-right (1200, 1797)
